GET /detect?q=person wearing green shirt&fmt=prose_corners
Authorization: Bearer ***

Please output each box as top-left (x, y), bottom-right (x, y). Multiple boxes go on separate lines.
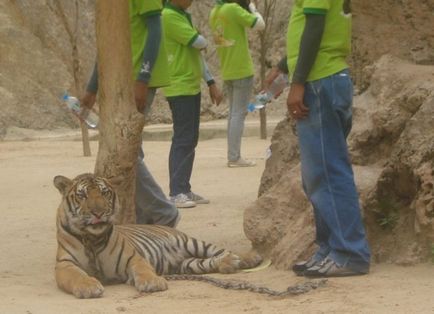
top-left (80, 0), bottom-right (180, 228)
top-left (162, 0), bottom-right (223, 208)
top-left (286, 0), bottom-right (371, 277)
top-left (209, 0), bottom-right (265, 167)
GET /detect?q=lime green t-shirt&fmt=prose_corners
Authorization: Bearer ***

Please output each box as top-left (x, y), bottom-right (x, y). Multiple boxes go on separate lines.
top-left (162, 4), bottom-right (202, 97)
top-left (286, 0), bottom-right (351, 82)
top-left (209, 1), bottom-right (257, 81)
top-left (129, 0), bottom-right (170, 88)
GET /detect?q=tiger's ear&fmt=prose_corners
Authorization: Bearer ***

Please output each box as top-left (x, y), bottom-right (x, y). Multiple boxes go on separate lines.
top-left (53, 175), bottom-right (73, 195)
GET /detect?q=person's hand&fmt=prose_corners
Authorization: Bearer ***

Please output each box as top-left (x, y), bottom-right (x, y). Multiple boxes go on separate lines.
top-left (134, 81), bottom-right (149, 114)
top-left (286, 83), bottom-right (309, 120)
top-left (80, 92), bottom-right (97, 110)
top-left (262, 67), bottom-right (281, 97)
top-left (209, 84), bottom-right (223, 106)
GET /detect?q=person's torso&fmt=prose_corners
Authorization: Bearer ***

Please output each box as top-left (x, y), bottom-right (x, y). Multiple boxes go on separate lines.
top-left (209, 2), bottom-right (256, 81)
top-left (286, 0), bottom-right (352, 82)
top-left (162, 4), bottom-right (202, 97)
top-left (129, 0), bottom-right (170, 88)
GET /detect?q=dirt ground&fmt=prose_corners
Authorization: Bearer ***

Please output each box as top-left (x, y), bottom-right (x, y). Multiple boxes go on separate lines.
top-left (1, 135), bottom-right (434, 314)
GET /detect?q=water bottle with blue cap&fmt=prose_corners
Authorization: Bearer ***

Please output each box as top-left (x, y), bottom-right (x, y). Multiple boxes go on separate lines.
top-left (247, 73), bottom-right (289, 112)
top-left (62, 92), bottom-right (99, 129)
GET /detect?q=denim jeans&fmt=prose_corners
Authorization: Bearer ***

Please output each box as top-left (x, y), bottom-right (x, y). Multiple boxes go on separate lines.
top-left (135, 88), bottom-right (179, 226)
top-left (297, 69), bottom-right (370, 272)
top-left (167, 93), bottom-right (201, 196)
top-left (224, 76), bottom-right (254, 162)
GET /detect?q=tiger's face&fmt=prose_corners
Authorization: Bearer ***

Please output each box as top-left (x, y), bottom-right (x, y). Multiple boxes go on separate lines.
top-left (53, 173), bottom-right (120, 236)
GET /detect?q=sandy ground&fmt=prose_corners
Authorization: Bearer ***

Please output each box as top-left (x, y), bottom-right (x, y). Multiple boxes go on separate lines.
top-left (1, 134), bottom-right (434, 314)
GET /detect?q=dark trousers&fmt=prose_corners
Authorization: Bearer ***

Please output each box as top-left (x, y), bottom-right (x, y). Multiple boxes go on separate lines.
top-left (167, 93), bottom-right (201, 196)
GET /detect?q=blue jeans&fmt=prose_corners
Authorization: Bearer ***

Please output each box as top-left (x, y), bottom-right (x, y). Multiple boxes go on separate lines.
top-left (297, 69), bottom-right (370, 272)
top-left (224, 76), bottom-right (254, 161)
top-left (135, 88), bottom-right (179, 226)
top-left (167, 93), bottom-right (201, 196)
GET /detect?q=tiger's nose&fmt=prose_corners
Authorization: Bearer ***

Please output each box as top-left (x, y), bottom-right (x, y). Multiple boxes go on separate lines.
top-left (86, 199), bottom-right (106, 216)
top-left (85, 189), bottom-right (107, 216)
top-left (91, 210), bottom-right (103, 219)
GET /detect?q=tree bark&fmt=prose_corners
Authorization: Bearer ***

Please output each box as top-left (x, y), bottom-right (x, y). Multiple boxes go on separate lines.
top-left (53, 0), bottom-right (92, 156)
top-left (257, 0), bottom-right (278, 140)
top-left (94, 0), bottom-right (144, 224)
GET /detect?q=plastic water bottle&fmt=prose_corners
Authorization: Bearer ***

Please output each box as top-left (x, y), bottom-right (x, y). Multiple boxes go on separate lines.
top-left (247, 73), bottom-right (289, 112)
top-left (62, 93), bottom-right (99, 129)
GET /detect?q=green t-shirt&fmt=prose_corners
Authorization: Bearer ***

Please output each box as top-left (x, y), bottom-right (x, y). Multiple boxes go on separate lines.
top-left (209, 1), bottom-right (257, 81)
top-left (286, 0), bottom-right (351, 82)
top-left (162, 4), bottom-right (202, 97)
top-left (129, 0), bottom-right (170, 88)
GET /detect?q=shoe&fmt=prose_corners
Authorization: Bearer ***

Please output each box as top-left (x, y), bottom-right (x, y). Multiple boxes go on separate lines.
top-left (292, 256), bottom-right (321, 276)
top-left (170, 193), bottom-right (196, 208)
top-left (227, 157), bottom-right (256, 168)
top-left (187, 192), bottom-right (210, 204)
top-left (303, 258), bottom-right (368, 278)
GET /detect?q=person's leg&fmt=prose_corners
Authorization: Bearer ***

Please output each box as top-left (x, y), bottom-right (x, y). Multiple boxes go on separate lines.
top-left (311, 203), bottom-right (331, 260)
top-left (224, 80), bottom-right (234, 157)
top-left (292, 182), bottom-right (331, 276)
top-left (167, 94), bottom-right (201, 199)
top-left (185, 93), bottom-right (209, 204)
top-left (135, 88), bottom-right (180, 227)
top-left (302, 175), bottom-right (331, 261)
top-left (297, 70), bottom-right (370, 274)
top-left (226, 76), bottom-right (254, 164)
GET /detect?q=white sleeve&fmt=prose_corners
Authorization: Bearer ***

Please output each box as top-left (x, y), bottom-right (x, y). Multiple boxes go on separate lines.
top-left (191, 35), bottom-right (208, 49)
top-left (249, 3), bottom-right (265, 31)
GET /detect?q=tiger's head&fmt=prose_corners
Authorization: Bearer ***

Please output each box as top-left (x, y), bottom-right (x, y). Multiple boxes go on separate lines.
top-left (53, 173), bottom-right (120, 236)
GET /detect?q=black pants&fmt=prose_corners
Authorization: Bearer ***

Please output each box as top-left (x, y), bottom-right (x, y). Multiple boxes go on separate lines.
top-left (167, 93), bottom-right (201, 196)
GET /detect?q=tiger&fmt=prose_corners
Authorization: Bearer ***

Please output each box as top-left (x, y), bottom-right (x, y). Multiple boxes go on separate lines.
top-left (53, 173), bottom-right (263, 299)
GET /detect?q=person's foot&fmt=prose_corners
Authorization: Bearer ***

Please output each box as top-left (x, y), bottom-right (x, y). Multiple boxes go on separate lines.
top-left (303, 258), bottom-right (368, 278)
top-left (187, 192), bottom-right (210, 204)
top-left (170, 193), bottom-right (196, 208)
top-left (227, 157), bottom-right (256, 168)
top-left (292, 256), bottom-right (322, 276)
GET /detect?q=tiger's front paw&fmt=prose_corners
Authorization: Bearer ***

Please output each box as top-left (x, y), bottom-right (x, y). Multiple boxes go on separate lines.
top-left (71, 276), bottom-right (104, 299)
top-left (218, 253), bottom-right (241, 274)
top-left (239, 250), bottom-right (263, 269)
top-left (135, 275), bottom-right (168, 293)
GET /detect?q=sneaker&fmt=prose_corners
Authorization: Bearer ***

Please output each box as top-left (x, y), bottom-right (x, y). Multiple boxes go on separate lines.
top-left (303, 258), bottom-right (368, 278)
top-left (187, 192), bottom-right (210, 204)
top-left (227, 157), bottom-right (256, 168)
top-left (292, 256), bottom-right (321, 276)
top-left (170, 193), bottom-right (196, 208)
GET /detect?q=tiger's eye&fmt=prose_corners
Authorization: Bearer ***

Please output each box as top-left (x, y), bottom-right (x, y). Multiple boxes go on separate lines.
top-left (76, 189), bottom-right (87, 199)
top-left (101, 187), bottom-right (111, 196)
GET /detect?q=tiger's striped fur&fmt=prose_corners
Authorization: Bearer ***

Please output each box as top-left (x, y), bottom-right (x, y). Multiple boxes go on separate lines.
top-left (53, 173), bottom-right (262, 298)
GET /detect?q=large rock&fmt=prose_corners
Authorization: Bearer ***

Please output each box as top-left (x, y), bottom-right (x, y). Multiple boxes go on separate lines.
top-left (245, 0), bottom-right (434, 268)
top-left (245, 56), bottom-right (434, 268)
top-left (351, 0), bottom-right (434, 91)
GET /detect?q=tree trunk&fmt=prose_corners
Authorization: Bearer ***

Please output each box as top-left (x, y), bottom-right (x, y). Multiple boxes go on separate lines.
top-left (257, 0), bottom-right (278, 140)
top-left (53, 0), bottom-right (92, 156)
top-left (94, 0), bottom-right (144, 224)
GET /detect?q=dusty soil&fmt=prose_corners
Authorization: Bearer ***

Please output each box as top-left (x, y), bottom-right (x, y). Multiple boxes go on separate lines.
top-left (1, 136), bottom-right (434, 314)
